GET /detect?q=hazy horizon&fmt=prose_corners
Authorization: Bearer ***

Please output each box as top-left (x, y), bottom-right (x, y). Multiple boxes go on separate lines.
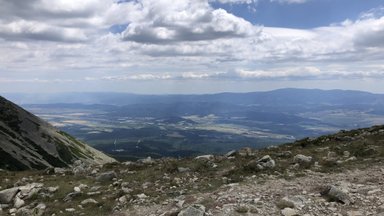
top-left (2, 86), bottom-right (384, 96)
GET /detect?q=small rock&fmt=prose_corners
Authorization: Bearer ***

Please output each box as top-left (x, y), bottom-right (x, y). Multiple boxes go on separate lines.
top-left (137, 193), bottom-right (148, 199)
top-left (33, 203), bottom-right (47, 216)
top-left (72, 166), bottom-right (86, 176)
top-left (367, 188), bottom-right (381, 195)
top-left (138, 156), bottom-right (155, 164)
top-left (327, 151), bottom-right (337, 159)
top-left (65, 208), bottom-right (76, 212)
top-left (178, 204), bottom-right (205, 216)
top-left (177, 167), bottom-right (191, 173)
top-left (87, 191), bottom-right (101, 196)
top-left (343, 151), bottom-right (350, 158)
top-left (347, 211), bottom-right (364, 216)
top-left (54, 167), bottom-right (66, 175)
top-left (277, 196), bottom-right (306, 210)
top-left (176, 200), bottom-right (185, 208)
top-left (345, 156), bottom-right (357, 162)
top-left (47, 186), bottom-right (59, 193)
top-left (9, 208), bottom-right (17, 214)
top-left (121, 182), bottom-right (129, 188)
top-left (14, 196), bottom-right (25, 209)
top-left (281, 208), bottom-right (298, 216)
top-left (378, 204), bottom-right (384, 213)
top-left (195, 155), bottom-right (214, 160)
top-left (81, 198), bottom-right (98, 206)
top-left (118, 196), bottom-right (127, 204)
top-left (78, 184), bottom-right (88, 190)
top-left (63, 191), bottom-right (81, 202)
top-left (91, 169), bottom-right (99, 175)
top-left (276, 197), bottom-right (295, 209)
top-left (96, 171), bottom-right (117, 182)
top-left (277, 151), bottom-right (293, 158)
top-left (74, 187), bottom-right (81, 192)
top-left (238, 147), bottom-right (254, 157)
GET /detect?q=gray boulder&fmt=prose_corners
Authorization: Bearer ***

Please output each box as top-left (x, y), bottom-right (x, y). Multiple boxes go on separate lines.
top-left (225, 150), bottom-right (237, 157)
top-left (293, 154), bottom-right (313, 165)
top-left (258, 155), bottom-right (276, 168)
top-left (13, 196), bottom-right (25, 209)
top-left (281, 207), bottom-right (299, 216)
top-left (33, 203), bottom-right (46, 216)
top-left (320, 185), bottom-right (353, 205)
top-left (276, 196), bottom-right (306, 209)
top-left (0, 188), bottom-right (20, 204)
top-left (178, 204), bottom-right (205, 216)
top-left (246, 155), bottom-right (276, 171)
top-left (96, 171), bottom-right (117, 182)
top-left (138, 156), bottom-right (156, 165)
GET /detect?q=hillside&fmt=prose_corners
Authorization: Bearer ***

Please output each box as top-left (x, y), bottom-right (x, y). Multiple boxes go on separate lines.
top-left (0, 125), bottom-right (383, 215)
top-left (0, 96), bottom-right (116, 171)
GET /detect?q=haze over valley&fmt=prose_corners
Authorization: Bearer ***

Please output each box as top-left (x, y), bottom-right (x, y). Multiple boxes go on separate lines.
top-left (5, 88), bottom-right (384, 160)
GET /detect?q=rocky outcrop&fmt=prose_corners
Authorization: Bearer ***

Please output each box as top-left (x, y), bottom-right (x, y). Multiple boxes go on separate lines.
top-left (0, 96), bottom-right (116, 170)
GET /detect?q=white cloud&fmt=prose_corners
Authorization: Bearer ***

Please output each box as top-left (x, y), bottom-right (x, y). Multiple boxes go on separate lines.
top-left (0, 0), bottom-right (383, 93)
top-left (120, 0), bottom-right (257, 43)
top-left (212, 0), bottom-right (257, 4)
top-left (270, 0), bottom-right (308, 4)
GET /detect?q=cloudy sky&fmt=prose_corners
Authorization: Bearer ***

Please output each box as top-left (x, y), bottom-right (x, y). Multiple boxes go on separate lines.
top-left (0, 0), bottom-right (384, 94)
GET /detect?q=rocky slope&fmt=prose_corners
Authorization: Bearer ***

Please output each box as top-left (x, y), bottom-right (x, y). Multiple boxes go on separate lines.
top-left (0, 96), bottom-right (115, 171)
top-left (0, 124), bottom-right (383, 215)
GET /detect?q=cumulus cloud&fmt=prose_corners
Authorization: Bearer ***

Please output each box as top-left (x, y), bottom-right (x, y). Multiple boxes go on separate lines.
top-left (0, 0), bottom-right (112, 42)
top-left (120, 0), bottom-right (257, 43)
top-left (0, 20), bottom-right (87, 42)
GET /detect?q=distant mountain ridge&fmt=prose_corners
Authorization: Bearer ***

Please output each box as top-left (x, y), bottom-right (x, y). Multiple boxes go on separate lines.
top-left (4, 88), bottom-right (384, 106)
top-left (0, 96), bottom-right (116, 170)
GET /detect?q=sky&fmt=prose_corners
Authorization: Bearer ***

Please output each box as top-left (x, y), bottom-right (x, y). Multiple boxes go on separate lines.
top-left (0, 0), bottom-right (384, 94)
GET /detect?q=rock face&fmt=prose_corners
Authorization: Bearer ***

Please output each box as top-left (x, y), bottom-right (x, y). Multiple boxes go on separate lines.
top-left (0, 96), bottom-right (116, 170)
